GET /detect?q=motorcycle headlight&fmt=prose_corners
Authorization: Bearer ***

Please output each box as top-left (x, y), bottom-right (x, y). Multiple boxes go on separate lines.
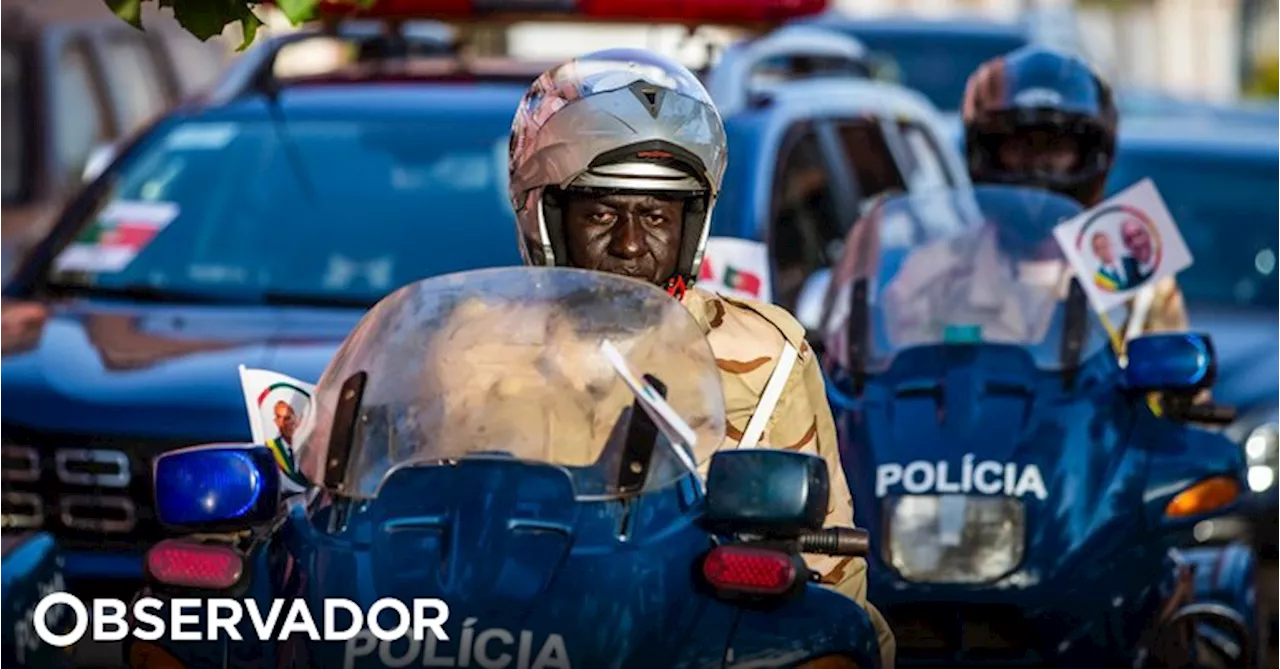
top-left (883, 495), bottom-right (1025, 584)
top-left (1244, 423), bottom-right (1278, 492)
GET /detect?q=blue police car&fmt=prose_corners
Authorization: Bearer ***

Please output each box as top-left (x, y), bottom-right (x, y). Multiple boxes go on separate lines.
top-left (0, 23), bottom-right (530, 591)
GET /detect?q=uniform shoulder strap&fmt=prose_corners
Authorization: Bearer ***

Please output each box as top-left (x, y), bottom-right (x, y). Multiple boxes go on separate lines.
top-left (737, 341), bottom-right (800, 449)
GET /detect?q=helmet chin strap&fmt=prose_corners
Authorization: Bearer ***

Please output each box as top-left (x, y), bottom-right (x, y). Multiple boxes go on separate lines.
top-left (665, 274), bottom-right (690, 300)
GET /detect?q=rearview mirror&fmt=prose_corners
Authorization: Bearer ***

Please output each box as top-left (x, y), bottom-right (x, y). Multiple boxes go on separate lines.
top-left (81, 143), bottom-right (117, 183)
top-left (703, 449), bottom-right (828, 537)
top-left (154, 444), bottom-right (281, 532)
top-left (795, 268), bottom-right (831, 333)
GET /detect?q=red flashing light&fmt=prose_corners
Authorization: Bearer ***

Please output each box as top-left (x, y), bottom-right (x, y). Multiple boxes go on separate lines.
top-left (146, 540), bottom-right (244, 590)
top-left (701, 545), bottom-right (798, 595)
top-left (579, 0), bottom-right (828, 25)
top-left (316, 0), bottom-right (471, 18)
top-left (311, 0), bottom-right (829, 26)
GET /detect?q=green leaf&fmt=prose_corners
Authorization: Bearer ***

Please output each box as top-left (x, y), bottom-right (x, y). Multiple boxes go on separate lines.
top-left (235, 6), bottom-right (265, 51)
top-left (104, 0), bottom-right (144, 30)
top-left (277, 0), bottom-right (319, 24)
top-left (166, 0), bottom-right (266, 49)
top-left (171, 0), bottom-right (241, 41)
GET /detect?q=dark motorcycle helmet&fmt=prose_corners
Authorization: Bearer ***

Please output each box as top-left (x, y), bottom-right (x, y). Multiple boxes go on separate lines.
top-left (962, 46), bottom-right (1119, 207)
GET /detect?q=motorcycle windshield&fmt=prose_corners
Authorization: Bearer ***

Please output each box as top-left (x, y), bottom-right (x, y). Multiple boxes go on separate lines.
top-left (825, 185), bottom-right (1115, 370)
top-left (293, 267), bottom-right (727, 501)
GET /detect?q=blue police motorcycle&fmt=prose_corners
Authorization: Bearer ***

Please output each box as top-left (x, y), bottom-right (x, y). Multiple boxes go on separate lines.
top-left (815, 184), bottom-right (1258, 668)
top-left (122, 267), bottom-right (879, 669)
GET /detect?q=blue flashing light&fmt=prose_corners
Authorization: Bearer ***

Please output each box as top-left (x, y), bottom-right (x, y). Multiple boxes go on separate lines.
top-left (1124, 333), bottom-right (1213, 390)
top-left (155, 448), bottom-right (264, 527)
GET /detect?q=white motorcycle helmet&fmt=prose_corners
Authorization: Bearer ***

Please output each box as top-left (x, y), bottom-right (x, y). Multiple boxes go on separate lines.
top-left (508, 49), bottom-right (729, 290)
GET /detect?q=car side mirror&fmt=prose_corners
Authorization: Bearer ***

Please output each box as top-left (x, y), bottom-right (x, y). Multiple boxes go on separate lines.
top-left (154, 443), bottom-right (281, 532)
top-left (81, 143), bottom-right (117, 183)
top-left (1123, 332), bottom-right (1216, 393)
top-left (703, 449), bottom-right (828, 537)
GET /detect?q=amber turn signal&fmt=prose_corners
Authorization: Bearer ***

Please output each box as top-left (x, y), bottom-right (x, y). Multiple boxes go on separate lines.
top-left (1165, 476), bottom-right (1241, 518)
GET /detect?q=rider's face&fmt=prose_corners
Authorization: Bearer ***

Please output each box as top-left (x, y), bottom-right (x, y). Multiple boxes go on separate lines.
top-left (563, 193), bottom-right (685, 285)
top-left (996, 130), bottom-right (1079, 176)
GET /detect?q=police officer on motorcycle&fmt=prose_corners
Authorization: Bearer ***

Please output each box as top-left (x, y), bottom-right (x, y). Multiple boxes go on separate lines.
top-left (960, 45), bottom-right (1191, 338)
top-left (506, 48), bottom-right (896, 668)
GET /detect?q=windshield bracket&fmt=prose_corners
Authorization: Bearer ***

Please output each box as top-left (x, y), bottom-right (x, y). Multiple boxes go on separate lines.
top-left (615, 374), bottom-right (667, 496)
top-left (845, 278), bottom-right (870, 395)
top-left (1059, 278), bottom-right (1089, 389)
top-left (325, 370), bottom-right (369, 494)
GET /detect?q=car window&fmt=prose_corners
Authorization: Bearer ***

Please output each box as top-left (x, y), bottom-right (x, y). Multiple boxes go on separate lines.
top-left (3, 47), bottom-right (23, 202)
top-left (896, 121), bottom-right (952, 191)
top-left (833, 118), bottom-right (908, 206)
top-left (770, 127), bottom-right (842, 310)
top-left (100, 34), bottom-right (169, 131)
top-left (45, 114), bottom-right (523, 305)
top-left (53, 41), bottom-right (108, 187)
top-left (1108, 148), bottom-right (1279, 307)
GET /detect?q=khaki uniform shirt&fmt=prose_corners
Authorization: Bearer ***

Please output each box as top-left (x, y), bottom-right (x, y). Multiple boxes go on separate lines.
top-left (681, 288), bottom-right (866, 602)
top-left (423, 286), bottom-right (865, 600)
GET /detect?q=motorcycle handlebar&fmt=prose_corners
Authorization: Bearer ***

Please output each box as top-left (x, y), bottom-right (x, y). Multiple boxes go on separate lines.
top-left (1181, 404), bottom-right (1237, 425)
top-left (796, 528), bottom-right (869, 557)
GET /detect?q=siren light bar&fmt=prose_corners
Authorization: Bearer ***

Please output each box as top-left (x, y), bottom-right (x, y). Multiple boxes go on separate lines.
top-left (310, 0), bottom-right (830, 27)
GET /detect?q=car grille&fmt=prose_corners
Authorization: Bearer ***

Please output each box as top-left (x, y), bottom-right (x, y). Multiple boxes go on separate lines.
top-left (1, 427), bottom-right (195, 551)
top-left (886, 603), bottom-right (1050, 667)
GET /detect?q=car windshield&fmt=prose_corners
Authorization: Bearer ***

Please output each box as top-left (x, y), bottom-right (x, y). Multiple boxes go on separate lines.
top-left (3, 47), bottom-right (23, 202)
top-left (822, 185), bottom-right (1113, 371)
top-left (44, 114), bottom-right (521, 305)
top-left (292, 267), bottom-right (727, 500)
top-left (848, 30), bottom-right (1028, 111)
top-left (1108, 147), bottom-right (1279, 308)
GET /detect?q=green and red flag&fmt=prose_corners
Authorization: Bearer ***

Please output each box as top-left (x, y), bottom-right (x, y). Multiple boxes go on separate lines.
top-left (723, 265), bottom-right (762, 297)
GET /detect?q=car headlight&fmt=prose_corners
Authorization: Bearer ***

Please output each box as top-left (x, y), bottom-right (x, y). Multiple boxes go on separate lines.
top-left (884, 495), bottom-right (1025, 584)
top-left (1244, 423), bottom-right (1278, 492)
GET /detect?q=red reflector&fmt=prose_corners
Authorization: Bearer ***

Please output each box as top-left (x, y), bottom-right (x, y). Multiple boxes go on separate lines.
top-left (701, 545), bottom-right (797, 595)
top-left (146, 540), bottom-right (244, 590)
